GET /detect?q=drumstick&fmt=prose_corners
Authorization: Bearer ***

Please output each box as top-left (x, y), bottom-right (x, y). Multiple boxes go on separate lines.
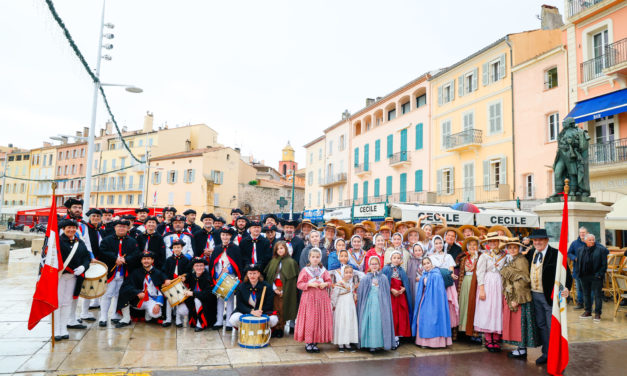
top-left (109, 254), bottom-right (126, 272)
top-left (258, 286), bottom-right (267, 312)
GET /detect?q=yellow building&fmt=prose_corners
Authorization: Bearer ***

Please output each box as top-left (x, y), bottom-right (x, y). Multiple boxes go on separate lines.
top-left (28, 144), bottom-right (57, 207)
top-left (91, 113), bottom-right (219, 209)
top-left (3, 150), bottom-right (31, 207)
top-left (303, 135), bottom-right (326, 209)
top-left (148, 147), bottom-right (256, 218)
top-left (430, 29), bottom-right (562, 203)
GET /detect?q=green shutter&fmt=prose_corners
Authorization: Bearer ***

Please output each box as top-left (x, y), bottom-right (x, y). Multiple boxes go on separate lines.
top-left (375, 139), bottom-right (381, 162)
top-left (374, 178), bottom-right (380, 197)
top-left (386, 176), bottom-right (392, 196)
top-left (363, 181), bottom-right (369, 204)
top-left (415, 169), bottom-right (423, 192)
top-left (364, 144), bottom-right (369, 171)
top-left (353, 183), bottom-right (358, 200)
top-left (400, 173), bottom-right (407, 202)
top-left (400, 128), bottom-right (407, 154)
top-left (354, 147), bottom-right (359, 167)
top-left (387, 134), bottom-right (393, 158)
top-left (415, 123), bottom-right (423, 150)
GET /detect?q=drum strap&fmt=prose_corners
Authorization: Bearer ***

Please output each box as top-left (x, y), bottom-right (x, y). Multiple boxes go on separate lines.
top-left (59, 241), bottom-right (80, 277)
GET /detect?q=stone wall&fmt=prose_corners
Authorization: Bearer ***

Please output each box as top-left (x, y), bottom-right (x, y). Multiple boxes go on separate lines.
top-left (238, 184), bottom-right (304, 216)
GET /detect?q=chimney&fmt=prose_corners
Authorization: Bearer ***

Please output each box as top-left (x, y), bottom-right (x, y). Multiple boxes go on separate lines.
top-left (540, 4), bottom-right (563, 30)
top-left (366, 98), bottom-right (375, 106)
top-left (43, 142), bottom-right (51, 147)
top-left (83, 127), bottom-right (89, 138)
top-left (76, 131), bottom-right (82, 138)
top-left (100, 128), bottom-right (105, 137)
top-left (376, 96), bottom-right (382, 101)
top-left (143, 111), bottom-right (154, 133)
top-left (341, 109), bottom-right (350, 120)
top-left (105, 121), bottom-right (113, 135)
top-left (8, 143), bottom-right (13, 147)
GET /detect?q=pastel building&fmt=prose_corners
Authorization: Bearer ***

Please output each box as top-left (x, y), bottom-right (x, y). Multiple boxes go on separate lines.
top-left (320, 117), bottom-right (350, 208)
top-left (4, 150), bottom-right (31, 207)
top-left (28, 144), bottom-right (57, 206)
top-left (54, 141), bottom-right (87, 206)
top-left (304, 135), bottom-right (326, 209)
top-left (430, 29), bottom-right (563, 204)
top-left (350, 74), bottom-right (431, 205)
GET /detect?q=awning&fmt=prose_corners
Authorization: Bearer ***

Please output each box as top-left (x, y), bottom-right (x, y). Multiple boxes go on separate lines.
top-left (323, 207), bottom-right (351, 222)
top-left (475, 209), bottom-right (539, 228)
top-left (566, 88), bottom-right (627, 123)
top-left (606, 196), bottom-right (627, 230)
top-left (389, 204), bottom-right (474, 226)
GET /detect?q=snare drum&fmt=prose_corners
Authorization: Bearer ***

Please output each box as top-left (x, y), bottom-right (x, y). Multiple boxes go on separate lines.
top-left (238, 314), bottom-right (271, 348)
top-left (79, 260), bottom-right (108, 299)
top-left (162, 276), bottom-right (190, 307)
top-left (212, 273), bottom-right (239, 300)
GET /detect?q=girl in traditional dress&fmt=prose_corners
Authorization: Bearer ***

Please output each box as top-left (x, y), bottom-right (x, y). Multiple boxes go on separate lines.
top-left (412, 256), bottom-right (452, 348)
top-left (429, 235), bottom-right (459, 336)
top-left (457, 236), bottom-right (482, 344)
top-left (474, 234), bottom-right (507, 352)
top-left (264, 241), bottom-right (299, 338)
top-left (406, 243), bottom-right (425, 301)
top-left (500, 239), bottom-right (539, 359)
top-left (364, 234), bottom-right (385, 270)
top-left (331, 259), bottom-right (359, 352)
top-left (348, 235), bottom-right (366, 272)
top-left (357, 257), bottom-right (396, 352)
top-left (403, 227), bottom-right (424, 253)
top-left (328, 238), bottom-right (354, 271)
top-left (384, 232), bottom-right (411, 270)
top-left (382, 250), bottom-right (413, 347)
top-left (416, 213), bottom-right (447, 255)
top-left (294, 248), bottom-right (334, 353)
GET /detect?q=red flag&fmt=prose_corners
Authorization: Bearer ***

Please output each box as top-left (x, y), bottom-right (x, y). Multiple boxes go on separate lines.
top-left (28, 197), bottom-right (62, 330)
top-left (548, 193), bottom-right (569, 375)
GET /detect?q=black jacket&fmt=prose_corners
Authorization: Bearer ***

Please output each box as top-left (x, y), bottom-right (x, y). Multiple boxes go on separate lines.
top-left (234, 280), bottom-right (275, 315)
top-left (136, 232), bottom-right (166, 270)
top-left (575, 244), bottom-right (608, 279)
top-left (185, 222), bottom-right (202, 235)
top-left (445, 242), bottom-right (463, 266)
top-left (156, 221), bottom-right (173, 236)
top-left (530, 245), bottom-right (573, 305)
top-left (285, 236), bottom-right (305, 265)
top-left (239, 236), bottom-right (272, 271)
top-left (209, 242), bottom-right (243, 282)
top-left (99, 234), bottom-right (141, 280)
top-left (184, 271), bottom-right (217, 327)
top-left (100, 222), bottom-right (115, 238)
top-left (85, 223), bottom-right (104, 259)
top-left (59, 233), bottom-right (92, 297)
top-left (163, 254), bottom-right (191, 279)
top-left (192, 228), bottom-right (216, 258)
top-left (116, 266), bottom-right (167, 310)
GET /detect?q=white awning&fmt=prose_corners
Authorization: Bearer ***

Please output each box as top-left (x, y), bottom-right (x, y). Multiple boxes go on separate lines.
top-left (475, 209), bottom-right (539, 228)
top-left (389, 204), bottom-right (474, 226)
top-left (606, 196), bottom-right (627, 230)
top-left (323, 207), bottom-right (351, 222)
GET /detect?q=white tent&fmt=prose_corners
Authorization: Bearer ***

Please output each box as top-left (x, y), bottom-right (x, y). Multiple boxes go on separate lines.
top-left (323, 207), bottom-right (352, 222)
top-left (389, 203), bottom-right (474, 226)
top-left (475, 208), bottom-right (539, 228)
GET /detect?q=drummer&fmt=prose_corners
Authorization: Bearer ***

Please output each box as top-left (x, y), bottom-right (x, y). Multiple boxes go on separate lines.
top-left (228, 263), bottom-right (278, 330)
top-left (183, 257), bottom-right (217, 332)
top-left (115, 251), bottom-right (169, 328)
top-left (162, 239), bottom-right (191, 327)
top-left (209, 227), bottom-right (243, 331)
top-left (78, 208), bottom-right (106, 323)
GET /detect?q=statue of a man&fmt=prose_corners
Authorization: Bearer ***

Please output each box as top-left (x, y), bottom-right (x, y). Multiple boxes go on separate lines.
top-left (551, 117), bottom-right (590, 197)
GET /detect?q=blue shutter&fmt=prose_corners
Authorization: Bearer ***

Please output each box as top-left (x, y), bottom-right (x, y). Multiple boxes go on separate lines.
top-left (353, 183), bottom-right (358, 201)
top-left (400, 173), bottom-right (407, 202)
top-left (375, 139), bottom-right (381, 162)
top-left (364, 144), bottom-right (369, 171)
top-left (374, 178), bottom-right (380, 197)
top-left (363, 181), bottom-right (369, 204)
top-left (415, 123), bottom-right (423, 150)
top-left (387, 134), bottom-right (393, 158)
top-left (386, 176), bottom-right (392, 196)
top-left (415, 169), bottom-right (423, 192)
top-left (400, 129), bottom-right (407, 161)
top-left (354, 147), bottom-right (359, 167)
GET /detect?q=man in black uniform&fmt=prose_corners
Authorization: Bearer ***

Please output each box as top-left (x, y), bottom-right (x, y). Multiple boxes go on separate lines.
top-left (157, 207), bottom-right (177, 236)
top-left (212, 216), bottom-right (226, 246)
top-left (209, 227), bottom-right (242, 330)
top-left (183, 257), bottom-right (218, 331)
top-left (78, 208), bottom-right (105, 321)
top-left (193, 213), bottom-right (216, 262)
top-left (137, 216), bottom-right (166, 270)
top-left (230, 208), bottom-right (243, 226)
top-left (240, 221), bottom-right (272, 272)
top-left (54, 219), bottom-right (91, 341)
top-left (262, 225), bottom-right (279, 251)
top-left (183, 209), bottom-right (201, 234)
top-left (131, 208), bottom-right (150, 238)
top-left (232, 216), bottom-right (249, 246)
top-left (100, 208), bottom-right (116, 238)
top-left (228, 264), bottom-right (278, 331)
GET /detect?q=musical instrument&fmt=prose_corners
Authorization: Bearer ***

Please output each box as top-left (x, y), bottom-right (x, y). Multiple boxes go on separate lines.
top-left (212, 273), bottom-right (239, 300)
top-left (79, 260), bottom-right (108, 299)
top-left (162, 276), bottom-right (190, 307)
top-left (238, 314), bottom-right (271, 348)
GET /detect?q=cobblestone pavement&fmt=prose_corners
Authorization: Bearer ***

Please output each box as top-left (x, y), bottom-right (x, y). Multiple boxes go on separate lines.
top-left (1, 248), bottom-right (626, 375)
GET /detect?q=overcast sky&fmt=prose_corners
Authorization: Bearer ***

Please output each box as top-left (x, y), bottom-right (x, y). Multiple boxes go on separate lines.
top-left (1, 0), bottom-right (563, 168)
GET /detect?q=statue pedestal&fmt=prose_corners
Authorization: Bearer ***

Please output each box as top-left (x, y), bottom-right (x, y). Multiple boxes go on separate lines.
top-left (533, 201), bottom-right (612, 247)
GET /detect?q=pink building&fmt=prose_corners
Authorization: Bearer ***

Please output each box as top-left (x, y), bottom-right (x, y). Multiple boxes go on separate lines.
top-left (54, 141), bottom-right (87, 206)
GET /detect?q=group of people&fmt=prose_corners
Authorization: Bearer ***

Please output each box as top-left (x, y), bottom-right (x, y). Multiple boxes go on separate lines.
top-left (50, 199), bottom-right (575, 366)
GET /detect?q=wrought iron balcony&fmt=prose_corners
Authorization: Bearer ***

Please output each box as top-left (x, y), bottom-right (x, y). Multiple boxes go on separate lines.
top-left (589, 137), bottom-right (627, 166)
top-left (581, 38), bottom-right (627, 82)
top-left (320, 172), bottom-right (347, 187)
top-left (566, 0), bottom-right (606, 19)
top-left (354, 163), bottom-right (370, 176)
top-left (388, 151), bottom-right (410, 167)
top-left (444, 129), bottom-right (482, 151)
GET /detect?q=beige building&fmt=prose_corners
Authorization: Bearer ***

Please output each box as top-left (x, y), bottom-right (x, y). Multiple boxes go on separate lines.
top-left (304, 135), bottom-right (326, 209)
top-left (3, 150), bottom-right (31, 207)
top-left (28, 144), bottom-right (58, 207)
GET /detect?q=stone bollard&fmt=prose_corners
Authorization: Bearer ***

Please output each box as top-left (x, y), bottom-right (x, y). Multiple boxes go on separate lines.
top-left (0, 244), bottom-right (9, 264)
top-left (31, 238), bottom-right (45, 256)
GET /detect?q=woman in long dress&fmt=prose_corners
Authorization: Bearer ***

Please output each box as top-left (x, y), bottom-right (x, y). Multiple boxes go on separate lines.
top-left (364, 234), bottom-right (386, 270)
top-left (457, 236), bottom-right (482, 343)
top-left (428, 235), bottom-right (460, 335)
top-left (406, 243), bottom-right (425, 303)
top-left (294, 247), bottom-right (334, 353)
top-left (384, 232), bottom-right (411, 270)
top-left (500, 239), bottom-right (539, 359)
top-left (412, 256), bottom-right (452, 348)
top-left (331, 258), bottom-right (359, 352)
top-left (348, 235), bottom-right (366, 272)
top-left (264, 241), bottom-right (299, 337)
top-left (382, 250), bottom-right (413, 348)
top-left (357, 257), bottom-right (395, 353)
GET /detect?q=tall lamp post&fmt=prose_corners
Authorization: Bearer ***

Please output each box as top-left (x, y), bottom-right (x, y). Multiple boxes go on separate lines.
top-left (83, 0), bottom-right (142, 214)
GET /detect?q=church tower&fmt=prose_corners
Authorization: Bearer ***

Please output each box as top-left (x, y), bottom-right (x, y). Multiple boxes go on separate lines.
top-left (278, 141), bottom-right (298, 177)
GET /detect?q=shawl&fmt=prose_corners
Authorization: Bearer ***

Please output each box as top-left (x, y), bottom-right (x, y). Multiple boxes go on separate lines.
top-left (382, 264), bottom-right (414, 315)
top-left (265, 255), bottom-right (300, 320)
top-left (500, 254), bottom-right (532, 310)
top-left (411, 268), bottom-right (451, 339)
top-left (327, 251), bottom-right (360, 271)
top-left (356, 272), bottom-right (395, 350)
top-left (457, 252), bottom-right (479, 336)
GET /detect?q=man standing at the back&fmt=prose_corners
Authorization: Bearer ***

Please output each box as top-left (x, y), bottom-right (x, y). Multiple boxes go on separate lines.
top-left (567, 227), bottom-right (587, 309)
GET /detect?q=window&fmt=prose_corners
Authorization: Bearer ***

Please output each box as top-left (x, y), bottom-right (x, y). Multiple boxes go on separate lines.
top-left (210, 170), bottom-right (224, 184)
top-left (339, 135), bottom-right (345, 151)
top-left (308, 171), bottom-right (313, 186)
top-left (491, 60), bottom-right (500, 82)
top-left (71, 165), bottom-right (76, 174)
top-left (64, 166), bottom-right (68, 175)
top-left (386, 176), bottom-right (393, 196)
top-left (72, 150), bottom-right (77, 158)
top-left (153, 171), bottom-right (161, 184)
top-left (488, 101), bottom-right (502, 134)
top-left (138, 194), bottom-right (143, 204)
top-left (119, 176), bottom-right (126, 190)
top-left (80, 148), bottom-right (85, 157)
top-left (127, 195), bottom-right (134, 205)
top-left (129, 141), bottom-right (134, 148)
top-left (353, 183), bottom-right (358, 201)
top-left (100, 195), bottom-right (105, 205)
top-left (308, 193), bottom-right (312, 207)
top-left (401, 102), bottom-right (410, 115)
top-left (317, 168), bottom-right (322, 184)
top-left (57, 166), bottom-right (61, 175)
top-left (483, 54), bottom-right (506, 85)
top-left (328, 140), bottom-right (333, 155)
top-left (416, 94), bottom-right (426, 108)
top-left (129, 175), bottom-right (134, 189)
top-left (168, 192), bottom-right (174, 206)
top-left (118, 195), bottom-right (123, 205)
top-left (185, 192), bottom-right (191, 205)
top-left (459, 69), bottom-right (478, 96)
top-left (354, 147), bottom-right (359, 167)
top-left (318, 148), bottom-right (322, 160)
top-left (545, 67), bottom-right (558, 90)
top-left (138, 174), bottom-right (144, 188)
top-left (139, 139), bottom-right (143, 147)
top-left (525, 174), bottom-right (534, 198)
top-left (441, 120), bottom-right (451, 148)
top-left (463, 111), bottom-right (474, 130)
top-left (483, 157), bottom-right (507, 190)
top-left (112, 159), bottom-right (117, 169)
top-left (374, 178), bottom-right (380, 197)
top-left (443, 169), bottom-right (453, 195)
top-left (415, 169), bottom-right (423, 192)
top-left (148, 138), bottom-right (153, 146)
top-left (107, 195), bottom-right (114, 205)
top-left (374, 139), bottom-right (381, 162)
top-left (338, 186), bottom-right (343, 201)
top-left (213, 193), bottom-right (219, 207)
top-left (184, 169), bottom-right (195, 183)
top-left (95, 144), bottom-right (101, 152)
top-left (387, 108), bottom-right (396, 121)
top-left (548, 113), bottom-right (559, 142)
top-left (415, 123), bottom-right (423, 150)
top-left (309, 152), bottom-right (313, 164)
top-left (491, 160), bottom-right (501, 187)
top-left (317, 191), bottom-right (321, 206)
top-left (120, 158), bottom-right (126, 169)
top-left (439, 81), bottom-right (454, 105)
top-left (363, 181), bottom-right (369, 204)
top-left (58, 152), bottom-right (63, 160)
top-left (386, 134), bottom-right (393, 158)
top-left (167, 170), bottom-right (177, 184)
top-left (326, 188), bottom-right (333, 204)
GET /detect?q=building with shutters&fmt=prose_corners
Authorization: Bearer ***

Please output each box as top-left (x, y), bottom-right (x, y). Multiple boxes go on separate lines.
top-left (430, 29), bottom-right (563, 204)
top-left (54, 140), bottom-right (87, 206)
top-left (304, 135), bottom-right (326, 209)
top-left (3, 150), bottom-right (31, 207)
top-left (28, 144), bottom-right (58, 207)
top-left (320, 117), bottom-right (350, 208)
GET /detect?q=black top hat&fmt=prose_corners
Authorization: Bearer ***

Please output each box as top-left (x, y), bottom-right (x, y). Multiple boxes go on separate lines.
top-left (141, 251), bottom-right (155, 259)
top-left (281, 219), bottom-right (300, 227)
top-left (262, 225), bottom-right (278, 233)
top-left (144, 216), bottom-right (158, 224)
top-left (85, 208), bottom-right (102, 217)
top-left (231, 208), bottom-right (244, 215)
top-left (183, 209), bottom-right (197, 216)
top-left (529, 229), bottom-right (549, 239)
top-left (163, 206), bottom-right (177, 214)
top-left (200, 213), bottom-right (216, 221)
top-left (217, 226), bottom-right (236, 236)
top-left (121, 215), bottom-right (136, 221)
top-left (214, 216), bottom-right (226, 224)
top-left (135, 208), bottom-right (150, 214)
top-left (59, 219), bottom-right (79, 229)
top-left (244, 263), bottom-right (262, 273)
top-left (248, 220), bottom-right (262, 228)
top-left (101, 208), bottom-right (115, 214)
top-left (170, 238), bottom-right (186, 247)
top-left (191, 256), bottom-right (208, 266)
top-left (112, 219), bottom-right (131, 227)
top-left (172, 214), bottom-right (186, 222)
top-left (263, 214), bottom-right (279, 224)
top-left (63, 198), bottom-right (83, 209)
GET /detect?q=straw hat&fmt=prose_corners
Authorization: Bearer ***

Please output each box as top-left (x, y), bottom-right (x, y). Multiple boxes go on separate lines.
top-left (352, 223), bottom-right (367, 233)
top-left (436, 226), bottom-right (464, 240)
top-left (458, 225), bottom-right (481, 237)
top-left (328, 218), bottom-right (347, 227)
top-left (377, 225), bottom-right (393, 234)
top-left (480, 231), bottom-right (510, 245)
top-left (297, 219), bottom-right (314, 231)
top-left (394, 221), bottom-right (411, 233)
top-left (462, 236), bottom-right (481, 252)
top-left (382, 217), bottom-right (395, 228)
top-left (499, 237), bottom-right (524, 249)
top-left (488, 225), bottom-right (513, 238)
top-left (361, 220), bottom-right (377, 233)
top-left (337, 224), bottom-right (353, 239)
top-left (403, 227), bottom-right (426, 242)
top-left (404, 220), bottom-right (417, 229)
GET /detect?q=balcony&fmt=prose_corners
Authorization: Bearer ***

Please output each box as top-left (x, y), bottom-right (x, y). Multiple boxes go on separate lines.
top-left (581, 38), bottom-right (627, 83)
top-left (566, 0), bottom-right (608, 19)
top-left (444, 129), bottom-right (482, 152)
top-left (354, 163), bottom-right (370, 177)
top-left (320, 172), bottom-right (347, 187)
top-left (436, 184), bottom-right (511, 204)
top-left (388, 151), bottom-right (411, 167)
top-left (589, 138), bottom-right (627, 176)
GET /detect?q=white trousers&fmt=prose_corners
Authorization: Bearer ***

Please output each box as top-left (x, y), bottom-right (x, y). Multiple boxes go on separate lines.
top-left (53, 274), bottom-right (77, 336)
top-left (99, 276), bottom-right (123, 322)
top-left (80, 297), bottom-right (98, 319)
top-left (165, 300), bottom-right (189, 325)
top-left (228, 312), bottom-right (278, 328)
top-left (216, 296), bottom-right (234, 326)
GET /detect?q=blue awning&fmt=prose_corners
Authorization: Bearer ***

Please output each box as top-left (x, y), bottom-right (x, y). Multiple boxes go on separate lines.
top-left (566, 88), bottom-right (627, 123)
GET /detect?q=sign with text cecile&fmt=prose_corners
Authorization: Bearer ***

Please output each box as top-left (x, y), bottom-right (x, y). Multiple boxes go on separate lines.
top-left (475, 209), bottom-right (539, 227)
top-left (353, 203), bottom-right (386, 219)
top-left (393, 204), bottom-right (474, 226)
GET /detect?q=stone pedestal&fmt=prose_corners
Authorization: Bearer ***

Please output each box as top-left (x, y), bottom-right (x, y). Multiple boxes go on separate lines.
top-left (0, 244), bottom-right (9, 264)
top-left (533, 201), bottom-right (612, 247)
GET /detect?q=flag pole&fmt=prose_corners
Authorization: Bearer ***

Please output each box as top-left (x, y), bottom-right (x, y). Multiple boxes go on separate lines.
top-left (50, 181), bottom-right (57, 349)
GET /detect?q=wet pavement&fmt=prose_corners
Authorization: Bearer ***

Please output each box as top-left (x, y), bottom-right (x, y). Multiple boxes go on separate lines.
top-left (1, 248), bottom-right (626, 375)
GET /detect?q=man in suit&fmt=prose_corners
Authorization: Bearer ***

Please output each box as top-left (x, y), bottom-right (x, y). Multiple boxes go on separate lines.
top-left (281, 219), bottom-right (305, 265)
top-left (528, 229), bottom-right (572, 366)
